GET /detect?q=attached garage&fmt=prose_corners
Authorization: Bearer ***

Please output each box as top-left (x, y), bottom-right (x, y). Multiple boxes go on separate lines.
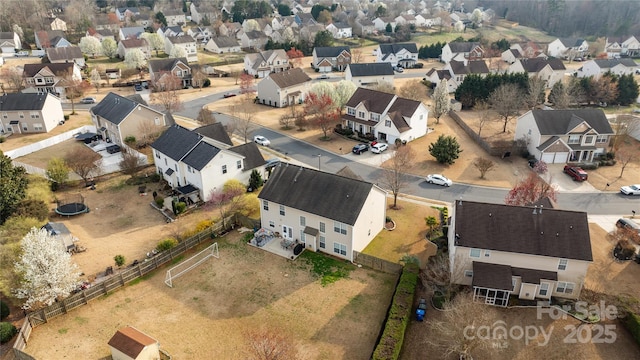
top-left (541, 151), bottom-right (569, 164)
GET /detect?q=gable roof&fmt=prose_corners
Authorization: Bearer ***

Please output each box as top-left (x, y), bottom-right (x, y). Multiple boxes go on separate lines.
top-left (167, 35), bottom-right (196, 44)
top-left (267, 68), bottom-right (311, 89)
top-left (348, 63), bottom-right (394, 76)
top-left (46, 47), bottom-right (83, 62)
top-left (152, 124), bottom-right (202, 161)
top-left (518, 57), bottom-right (566, 72)
top-left (108, 326), bottom-right (157, 359)
top-left (23, 63), bottom-right (75, 77)
top-left (379, 43), bottom-right (418, 55)
top-left (91, 92), bottom-right (155, 125)
top-left (229, 143), bottom-right (266, 169)
top-left (258, 164), bottom-right (375, 225)
top-left (0, 93), bottom-right (50, 111)
top-left (559, 38), bottom-right (585, 48)
top-left (592, 58), bottom-right (638, 69)
top-left (345, 87), bottom-right (396, 114)
top-left (247, 49), bottom-right (288, 70)
top-left (182, 141), bottom-right (221, 171)
top-left (148, 57), bottom-right (189, 73)
top-left (335, 166), bottom-right (364, 181)
top-left (194, 123), bottom-right (233, 146)
top-left (119, 26), bottom-right (145, 39)
top-left (447, 41), bottom-right (481, 53)
top-left (314, 46), bottom-right (350, 57)
top-left (530, 109), bottom-right (613, 135)
top-left (453, 200), bottom-right (592, 261)
top-left (387, 97), bottom-right (421, 132)
top-left (120, 38), bottom-right (147, 49)
top-left (244, 30), bottom-right (267, 40)
top-left (42, 222), bottom-right (71, 236)
top-left (36, 30), bottom-right (65, 45)
top-left (449, 60), bottom-right (489, 74)
top-left (211, 36), bottom-right (239, 48)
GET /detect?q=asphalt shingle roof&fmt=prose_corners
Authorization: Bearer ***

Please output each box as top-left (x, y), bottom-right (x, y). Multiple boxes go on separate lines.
top-left (378, 43), bottom-right (418, 55)
top-left (267, 68), bottom-right (311, 89)
top-left (229, 143), bottom-right (266, 169)
top-left (194, 123), bottom-right (233, 146)
top-left (314, 46), bottom-right (350, 57)
top-left (151, 124), bottom-right (202, 162)
top-left (446, 41), bottom-right (481, 53)
top-left (23, 63), bottom-right (75, 77)
top-left (46, 47), bottom-right (83, 62)
top-left (345, 87), bottom-right (396, 114)
top-left (211, 36), bottom-right (239, 48)
top-left (182, 141), bottom-right (220, 171)
top-left (348, 63), bottom-right (394, 76)
top-left (91, 92), bottom-right (140, 125)
top-left (258, 164), bottom-right (374, 225)
top-left (530, 109), bottom-right (613, 135)
top-left (592, 58), bottom-right (638, 69)
top-left (0, 93), bottom-right (49, 111)
top-left (148, 58), bottom-right (189, 73)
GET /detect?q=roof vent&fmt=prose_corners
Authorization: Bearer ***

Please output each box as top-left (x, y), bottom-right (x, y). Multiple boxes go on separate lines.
top-left (556, 232), bottom-right (559, 237)
top-left (532, 206), bottom-right (538, 215)
top-left (570, 225), bottom-right (573, 229)
top-left (489, 213), bottom-right (492, 217)
top-left (539, 205), bottom-right (543, 213)
top-left (540, 231), bottom-right (544, 235)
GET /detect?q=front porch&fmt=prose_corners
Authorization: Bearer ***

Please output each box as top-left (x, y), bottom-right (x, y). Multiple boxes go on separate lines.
top-left (248, 228), bottom-right (305, 260)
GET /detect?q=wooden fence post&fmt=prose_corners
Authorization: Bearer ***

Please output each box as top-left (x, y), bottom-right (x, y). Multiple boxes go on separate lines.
top-left (120, 273), bottom-right (125, 286)
top-left (137, 264), bottom-right (143, 277)
top-left (153, 256), bottom-right (159, 269)
top-left (102, 281), bottom-right (108, 295)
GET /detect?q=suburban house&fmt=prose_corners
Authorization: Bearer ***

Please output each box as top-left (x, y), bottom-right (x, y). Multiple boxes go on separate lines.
top-left (0, 32), bottom-right (22, 55)
top-left (440, 41), bottom-right (484, 64)
top-left (444, 60), bottom-right (490, 84)
top-left (514, 109), bottom-right (614, 164)
top-left (117, 38), bottom-right (150, 59)
top-left (157, 26), bottom-right (184, 40)
top-left (148, 57), bottom-right (192, 88)
top-left (0, 93), bottom-right (64, 134)
top-left (425, 68), bottom-right (457, 93)
top-left (376, 43), bottom-right (419, 68)
top-left (204, 36), bottom-right (241, 53)
top-left (118, 27), bottom-right (146, 41)
top-left (23, 62), bottom-right (81, 98)
top-left (325, 22), bottom-right (352, 38)
top-left (115, 7), bottom-right (140, 21)
top-left (91, 92), bottom-right (171, 146)
top-left (151, 124), bottom-right (265, 202)
top-left (501, 49), bottom-right (523, 64)
top-left (49, 17), bottom-right (67, 32)
top-left (244, 49), bottom-right (290, 78)
top-left (46, 47), bottom-right (85, 68)
top-left (35, 30), bottom-right (70, 49)
top-left (258, 164), bottom-right (387, 261)
top-left (107, 326), bottom-right (160, 360)
top-left (164, 35), bottom-right (198, 63)
top-left (619, 36), bottom-right (640, 57)
top-left (502, 42), bottom-right (547, 63)
top-left (42, 222), bottom-right (77, 253)
top-left (547, 38), bottom-right (589, 59)
top-left (507, 58), bottom-right (567, 88)
top-left (190, 3), bottom-right (217, 25)
top-left (448, 200), bottom-right (592, 306)
top-left (188, 26), bottom-right (213, 45)
top-left (342, 87), bottom-right (429, 144)
top-left (372, 17), bottom-right (396, 32)
top-left (576, 59), bottom-right (639, 78)
top-left (86, 28), bottom-right (116, 43)
top-left (345, 63), bottom-right (394, 87)
top-left (162, 9), bottom-right (186, 26)
top-left (353, 18), bottom-right (375, 36)
top-left (256, 68), bottom-right (311, 108)
top-left (240, 30), bottom-right (269, 50)
top-left (312, 46), bottom-right (351, 72)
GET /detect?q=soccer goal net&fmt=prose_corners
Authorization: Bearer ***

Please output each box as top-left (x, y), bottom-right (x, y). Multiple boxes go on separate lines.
top-left (165, 242), bottom-right (219, 288)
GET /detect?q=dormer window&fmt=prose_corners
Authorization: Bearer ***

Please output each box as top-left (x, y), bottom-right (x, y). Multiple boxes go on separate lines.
top-left (347, 108), bottom-right (355, 116)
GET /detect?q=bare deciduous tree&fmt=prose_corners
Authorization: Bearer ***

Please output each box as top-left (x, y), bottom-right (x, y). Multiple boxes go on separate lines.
top-left (382, 146), bottom-right (415, 209)
top-left (351, 48), bottom-right (363, 63)
top-left (151, 73), bottom-right (184, 115)
top-left (64, 147), bottom-right (101, 186)
top-left (90, 68), bottom-right (102, 93)
top-left (244, 328), bottom-right (299, 360)
top-left (489, 83), bottom-right (524, 133)
top-left (233, 96), bottom-right (256, 143)
top-left (526, 76), bottom-right (547, 109)
top-left (196, 107), bottom-right (216, 125)
top-left (1, 66), bottom-right (24, 92)
top-left (58, 68), bottom-right (91, 115)
top-left (616, 148), bottom-right (638, 177)
top-left (369, 80), bottom-right (395, 94)
top-left (505, 172), bottom-right (557, 206)
top-left (279, 104), bottom-right (300, 130)
top-left (119, 147), bottom-right (143, 178)
top-left (398, 79), bottom-right (426, 102)
top-left (474, 101), bottom-right (492, 137)
top-left (473, 157), bottom-right (496, 179)
top-left (610, 115), bottom-right (640, 151)
top-left (137, 118), bottom-right (164, 147)
top-left (191, 67), bottom-right (209, 91)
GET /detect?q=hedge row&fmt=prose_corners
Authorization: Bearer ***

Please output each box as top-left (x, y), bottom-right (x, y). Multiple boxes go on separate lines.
top-left (624, 312), bottom-right (640, 346)
top-left (372, 263), bottom-right (420, 360)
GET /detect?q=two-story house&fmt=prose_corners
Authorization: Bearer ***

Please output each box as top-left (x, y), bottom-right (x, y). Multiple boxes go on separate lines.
top-left (425, 68), bottom-right (457, 93)
top-left (164, 35), bottom-right (198, 63)
top-left (115, 7), bottom-right (140, 21)
top-left (189, 2), bottom-right (217, 25)
top-left (148, 57), bottom-right (192, 88)
top-left (325, 22), bottom-right (352, 39)
top-left (256, 68), bottom-right (311, 108)
top-left (86, 28), bottom-right (115, 43)
top-left (204, 36), bottom-right (241, 54)
top-left (514, 109), bottom-right (614, 164)
top-left (440, 41), bottom-right (484, 64)
top-left (353, 18), bottom-right (375, 36)
top-left (35, 30), bottom-right (70, 49)
top-left (0, 93), bottom-right (63, 134)
top-left (187, 26), bottom-right (213, 45)
top-left (576, 59), bottom-right (639, 79)
top-left (342, 87), bottom-right (429, 144)
top-left (46, 47), bottom-right (85, 68)
top-left (345, 63), bottom-right (394, 87)
top-left (372, 17), bottom-right (396, 32)
top-left (312, 46), bottom-right (351, 72)
top-left (449, 200), bottom-right (592, 306)
top-left (91, 92), bottom-right (171, 146)
top-left (0, 32), bottom-right (22, 55)
top-left (23, 63), bottom-right (81, 98)
top-left (240, 30), bottom-right (269, 50)
top-left (547, 38), bottom-right (589, 59)
top-left (151, 124), bottom-right (266, 202)
top-left (162, 9), bottom-right (186, 27)
top-left (157, 26), bottom-right (184, 40)
top-left (258, 164), bottom-right (387, 261)
top-left (244, 49), bottom-right (290, 78)
top-left (376, 43), bottom-right (419, 68)
top-left (117, 38), bottom-right (150, 59)
top-left (444, 60), bottom-right (490, 85)
top-left (118, 27), bottom-right (146, 41)
top-left (507, 58), bottom-right (566, 88)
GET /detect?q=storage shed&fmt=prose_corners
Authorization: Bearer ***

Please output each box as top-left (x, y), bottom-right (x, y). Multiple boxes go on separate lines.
top-left (108, 326), bottom-right (160, 360)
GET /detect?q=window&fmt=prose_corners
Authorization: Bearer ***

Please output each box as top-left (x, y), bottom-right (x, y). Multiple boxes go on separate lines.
top-left (34, 124), bottom-right (43, 131)
top-left (556, 282), bottom-right (575, 294)
top-left (358, 111), bottom-right (365, 118)
top-left (385, 120), bottom-right (391, 127)
top-left (165, 158), bottom-right (167, 165)
top-left (333, 221), bottom-right (347, 235)
top-left (568, 135), bottom-right (580, 144)
top-left (2, 113), bottom-right (6, 119)
top-left (22, 123), bottom-right (27, 131)
top-left (558, 259), bottom-right (567, 271)
top-left (484, 250), bottom-right (491, 257)
top-left (583, 135), bottom-right (595, 144)
top-left (596, 135), bottom-right (608, 143)
top-left (333, 242), bottom-right (347, 256)
top-left (263, 200), bottom-right (269, 211)
top-left (319, 222), bottom-right (325, 233)
top-left (237, 160), bottom-right (242, 169)
top-left (222, 165), bottom-right (227, 174)
top-left (154, 117), bottom-right (160, 125)
top-left (187, 165), bottom-right (192, 173)
top-left (512, 278), bottom-right (516, 291)
top-left (370, 113), bottom-right (380, 121)
top-left (347, 108), bottom-right (355, 116)
top-left (279, 205), bottom-right (285, 216)
top-left (300, 216), bottom-right (306, 226)
top-left (156, 152), bottom-right (160, 159)
top-left (539, 283), bottom-right (549, 296)
top-left (464, 270), bottom-right (473, 277)
top-left (269, 221), bottom-right (274, 228)
top-left (18, 112), bottom-right (24, 119)
top-left (319, 235), bottom-right (326, 249)
top-left (469, 249), bottom-right (481, 258)
top-left (30, 112), bottom-right (39, 119)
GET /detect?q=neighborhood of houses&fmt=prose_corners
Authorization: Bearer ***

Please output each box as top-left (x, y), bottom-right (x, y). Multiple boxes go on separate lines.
top-left (1, 0), bottom-right (640, 358)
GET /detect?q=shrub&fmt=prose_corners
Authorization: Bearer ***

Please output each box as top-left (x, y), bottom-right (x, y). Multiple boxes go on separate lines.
top-left (203, 78), bottom-right (211, 87)
top-left (155, 197), bottom-right (164, 208)
top-left (175, 201), bottom-right (187, 214)
top-left (0, 301), bottom-right (9, 320)
top-left (624, 312), bottom-right (640, 347)
top-left (386, 216), bottom-right (392, 223)
top-left (181, 219), bottom-right (215, 239)
top-left (243, 232), bottom-right (254, 243)
top-left (149, 173), bottom-right (161, 182)
top-left (64, 115), bottom-right (70, 120)
top-left (157, 238), bottom-right (178, 251)
top-left (0, 136), bottom-right (5, 143)
top-left (124, 136), bottom-right (136, 145)
top-left (0, 322), bottom-right (17, 344)
top-left (114, 255), bottom-right (125, 267)
top-left (372, 263), bottom-right (419, 360)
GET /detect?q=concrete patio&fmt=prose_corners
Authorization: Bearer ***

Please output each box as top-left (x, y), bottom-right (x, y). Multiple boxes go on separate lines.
top-left (248, 228), bottom-right (304, 260)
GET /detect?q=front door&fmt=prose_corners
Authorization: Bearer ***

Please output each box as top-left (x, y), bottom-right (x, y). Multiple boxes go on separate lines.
top-left (282, 225), bottom-right (293, 240)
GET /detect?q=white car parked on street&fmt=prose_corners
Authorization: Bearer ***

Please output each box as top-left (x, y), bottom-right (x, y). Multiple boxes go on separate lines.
top-left (253, 135), bottom-right (270, 146)
top-left (425, 174), bottom-right (453, 187)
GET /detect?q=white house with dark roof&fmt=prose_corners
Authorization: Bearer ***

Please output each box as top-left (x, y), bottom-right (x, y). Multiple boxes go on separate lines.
top-left (162, 9), bottom-right (186, 27)
top-left (449, 200), bottom-right (593, 306)
top-left (117, 38), bottom-right (150, 59)
top-left (23, 62), bottom-right (81, 98)
top-left (157, 26), bottom-right (184, 40)
top-left (118, 27), bottom-right (145, 41)
top-left (148, 57), bottom-right (192, 88)
top-left (91, 92), bottom-right (170, 145)
top-left (46, 47), bottom-right (85, 68)
top-left (257, 164), bottom-right (387, 260)
top-left (547, 38), bottom-right (589, 58)
top-left (0, 32), bottom-right (22, 55)
top-left (576, 59), bottom-right (639, 78)
top-left (312, 46), bottom-right (351, 72)
top-left (35, 30), bottom-right (70, 50)
top-left (342, 87), bottom-right (429, 144)
top-left (514, 109), bottom-right (614, 164)
top-left (0, 93), bottom-right (63, 134)
top-left (440, 41), bottom-right (484, 64)
top-left (115, 7), bottom-right (140, 21)
top-left (425, 68), bottom-right (457, 93)
top-left (325, 22), bottom-right (352, 38)
top-left (151, 124), bottom-right (265, 202)
top-left (244, 49), bottom-right (290, 78)
top-left (108, 325), bottom-right (159, 360)
top-left (204, 36), bottom-right (241, 53)
top-left (164, 35), bottom-right (197, 63)
top-left (190, 2), bottom-right (217, 25)
top-left (444, 60), bottom-right (490, 85)
top-left (507, 58), bottom-right (566, 88)
top-left (345, 63), bottom-right (394, 87)
top-left (256, 68), bottom-right (311, 108)
top-left (240, 30), bottom-right (269, 50)
top-left (375, 43), bottom-right (419, 68)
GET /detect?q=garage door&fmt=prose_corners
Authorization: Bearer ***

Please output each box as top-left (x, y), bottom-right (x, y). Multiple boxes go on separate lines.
top-left (541, 153), bottom-right (555, 163)
top-left (554, 152), bottom-right (569, 163)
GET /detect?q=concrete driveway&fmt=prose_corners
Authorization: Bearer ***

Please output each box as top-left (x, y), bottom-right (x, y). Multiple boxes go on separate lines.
top-left (541, 164), bottom-right (599, 192)
top-left (344, 148), bottom-right (395, 167)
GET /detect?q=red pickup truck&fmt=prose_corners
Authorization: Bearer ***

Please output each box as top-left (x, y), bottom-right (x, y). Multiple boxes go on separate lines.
top-left (563, 165), bottom-right (588, 181)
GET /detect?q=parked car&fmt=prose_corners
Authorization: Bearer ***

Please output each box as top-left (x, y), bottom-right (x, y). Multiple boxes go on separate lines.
top-left (620, 184), bottom-right (640, 196)
top-left (352, 143), bottom-right (369, 154)
top-left (563, 165), bottom-right (588, 181)
top-left (616, 218), bottom-right (640, 234)
top-left (425, 174), bottom-right (453, 187)
top-left (394, 66), bottom-right (404, 73)
top-left (15, 51), bottom-right (29, 57)
top-left (370, 143), bottom-right (388, 154)
top-left (319, 73), bottom-right (329, 79)
top-left (81, 97), bottom-right (96, 104)
top-left (223, 92), bottom-right (237, 98)
top-left (253, 135), bottom-right (270, 146)
top-left (134, 84), bottom-right (143, 91)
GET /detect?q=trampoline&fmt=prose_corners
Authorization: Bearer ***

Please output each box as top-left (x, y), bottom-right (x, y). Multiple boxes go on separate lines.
top-left (56, 194), bottom-right (90, 216)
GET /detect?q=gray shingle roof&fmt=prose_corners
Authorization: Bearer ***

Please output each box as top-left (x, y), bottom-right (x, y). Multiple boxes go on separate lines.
top-left (167, 35), bottom-right (195, 44)
top-left (229, 142), bottom-right (266, 169)
top-left (530, 109), bottom-right (613, 135)
top-left (0, 93), bottom-right (49, 111)
top-left (211, 36), bottom-right (239, 48)
top-left (194, 123), bottom-right (233, 146)
top-left (559, 38), bottom-right (585, 48)
top-left (42, 222), bottom-right (71, 236)
top-left (46, 47), bottom-right (83, 62)
top-left (91, 92), bottom-right (153, 125)
top-left (449, 60), bottom-right (489, 75)
top-left (119, 27), bottom-right (145, 39)
top-left (345, 87), bottom-right (396, 114)
top-left (148, 57), bottom-right (189, 73)
top-left (314, 46), bottom-right (350, 57)
top-left (258, 164), bottom-right (375, 225)
top-left (446, 41), bottom-right (481, 53)
top-left (454, 200), bottom-right (593, 261)
top-left (182, 141), bottom-right (220, 171)
top-left (267, 68), bottom-right (311, 89)
top-left (518, 58), bottom-right (566, 72)
top-left (592, 58), bottom-right (638, 69)
top-left (378, 43), bottom-right (418, 55)
top-left (23, 63), bottom-right (75, 77)
top-left (348, 63), bottom-right (394, 76)
top-left (151, 124), bottom-right (202, 161)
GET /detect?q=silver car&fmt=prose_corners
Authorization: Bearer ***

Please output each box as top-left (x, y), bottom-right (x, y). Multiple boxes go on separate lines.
top-left (426, 174), bottom-right (453, 187)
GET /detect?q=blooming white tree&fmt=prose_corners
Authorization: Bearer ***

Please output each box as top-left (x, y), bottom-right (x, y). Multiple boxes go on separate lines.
top-left (14, 228), bottom-right (81, 309)
top-left (79, 36), bottom-right (102, 58)
top-left (124, 48), bottom-right (147, 69)
top-left (140, 33), bottom-right (164, 56)
top-left (101, 38), bottom-right (118, 59)
top-left (454, 20), bottom-right (465, 32)
top-left (433, 79), bottom-right (450, 124)
top-left (170, 45), bottom-right (187, 58)
top-left (333, 80), bottom-right (357, 111)
top-left (470, 9), bottom-right (484, 24)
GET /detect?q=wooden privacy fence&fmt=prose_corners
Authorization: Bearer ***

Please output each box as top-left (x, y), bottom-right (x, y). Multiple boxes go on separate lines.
top-left (12, 219), bottom-right (230, 358)
top-left (353, 251), bottom-right (403, 275)
top-left (448, 110), bottom-right (514, 157)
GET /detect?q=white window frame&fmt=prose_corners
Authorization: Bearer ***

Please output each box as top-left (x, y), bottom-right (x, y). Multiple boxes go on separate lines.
top-left (262, 200), bottom-right (269, 211)
top-left (469, 248), bottom-right (481, 258)
top-left (596, 135), bottom-right (608, 143)
top-left (347, 108), bottom-right (355, 116)
top-left (583, 135), bottom-right (595, 145)
top-left (512, 278), bottom-right (517, 291)
top-left (568, 135), bottom-right (580, 144)
top-left (464, 270), bottom-right (473, 277)
top-left (333, 221), bottom-right (347, 235)
top-left (319, 235), bottom-right (326, 249)
top-left (33, 123), bottom-right (43, 131)
top-left (358, 111), bottom-right (365, 119)
top-left (385, 119), bottom-right (391, 127)
top-left (539, 282), bottom-right (549, 296)
top-left (236, 160), bottom-right (242, 169)
top-left (269, 220), bottom-right (274, 228)
top-left (300, 216), bottom-right (306, 226)
top-left (484, 250), bottom-right (491, 257)
top-left (556, 281), bottom-right (575, 294)
top-left (333, 242), bottom-right (347, 256)
top-left (558, 259), bottom-right (567, 271)
top-left (222, 165), bottom-right (227, 174)
top-left (279, 205), bottom-right (285, 216)
top-left (319, 222), bottom-right (325, 233)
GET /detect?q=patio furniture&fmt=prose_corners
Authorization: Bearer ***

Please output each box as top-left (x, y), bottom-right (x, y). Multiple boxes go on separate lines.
top-left (280, 239), bottom-right (295, 250)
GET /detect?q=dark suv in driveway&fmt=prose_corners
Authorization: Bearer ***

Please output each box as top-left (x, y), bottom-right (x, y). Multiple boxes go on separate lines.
top-left (352, 143), bottom-right (369, 155)
top-left (563, 165), bottom-right (588, 181)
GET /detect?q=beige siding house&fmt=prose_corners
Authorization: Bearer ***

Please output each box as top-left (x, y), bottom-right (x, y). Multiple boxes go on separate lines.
top-left (345, 63), bottom-right (394, 87)
top-left (0, 93), bottom-right (63, 134)
top-left (258, 164), bottom-right (387, 261)
top-left (256, 68), bottom-right (311, 108)
top-left (449, 200), bottom-right (593, 306)
top-left (243, 49), bottom-right (290, 78)
top-left (507, 58), bottom-right (566, 88)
